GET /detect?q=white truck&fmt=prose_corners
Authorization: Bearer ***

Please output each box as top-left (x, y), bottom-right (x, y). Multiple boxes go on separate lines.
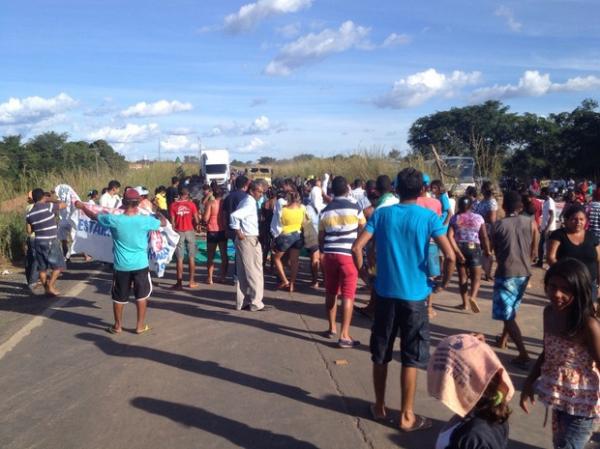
top-left (200, 149), bottom-right (230, 187)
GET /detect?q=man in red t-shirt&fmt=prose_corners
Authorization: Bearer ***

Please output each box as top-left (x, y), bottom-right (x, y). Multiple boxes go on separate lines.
top-left (169, 187), bottom-right (200, 289)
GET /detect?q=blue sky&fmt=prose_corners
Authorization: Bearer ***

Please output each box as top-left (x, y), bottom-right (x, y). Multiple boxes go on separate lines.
top-left (1, 0), bottom-right (599, 161)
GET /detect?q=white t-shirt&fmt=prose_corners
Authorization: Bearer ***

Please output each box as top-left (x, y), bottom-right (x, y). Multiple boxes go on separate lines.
top-left (99, 192), bottom-right (120, 209)
top-left (542, 197), bottom-right (557, 231)
top-left (310, 186), bottom-right (325, 213)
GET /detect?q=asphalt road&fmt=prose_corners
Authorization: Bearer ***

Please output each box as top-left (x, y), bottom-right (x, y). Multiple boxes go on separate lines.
top-left (0, 258), bottom-right (576, 449)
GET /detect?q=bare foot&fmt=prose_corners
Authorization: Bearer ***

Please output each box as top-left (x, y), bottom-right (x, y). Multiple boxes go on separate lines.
top-left (205, 279), bottom-right (213, 285)
top-left (188, 282), bottom-right (200, 289)
top-left (170, 283), bottom-right (183, 291)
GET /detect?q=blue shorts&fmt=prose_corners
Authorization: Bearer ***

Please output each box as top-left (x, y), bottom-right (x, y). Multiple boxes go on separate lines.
top-left (33, 239), bottom-right (66, 271)
top-left (427, 242), bottom-right (441, 277)
top-left (492, 276), bottom-right (529, 321)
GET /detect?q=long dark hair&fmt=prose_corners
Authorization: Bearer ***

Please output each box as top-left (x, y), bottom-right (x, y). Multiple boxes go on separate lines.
top-left (544, 258), bottom-right (595, 337)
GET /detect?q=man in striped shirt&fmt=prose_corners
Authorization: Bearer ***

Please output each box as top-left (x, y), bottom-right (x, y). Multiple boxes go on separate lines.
top-left (319, 176), bottom-right (366, 348)
top-left (26, 188), bottom-right (67, 296)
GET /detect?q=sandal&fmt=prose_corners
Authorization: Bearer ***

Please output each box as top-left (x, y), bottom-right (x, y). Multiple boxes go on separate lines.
top-left (105, 326), bottom-right (121, 335)
top-left (370, 404), bottom-right (393, 423)
top-left (136, 324), bottom-right (151, 335)
top-left (469, 298), bottom-right (481, 313)
top-left (400, 415), bottom-right (432, 433)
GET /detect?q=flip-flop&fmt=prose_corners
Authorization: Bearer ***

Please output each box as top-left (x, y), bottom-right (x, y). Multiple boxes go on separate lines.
top-left (400, 415), bottom-right (432, 433)
top-left (136, 324), bottom-right (151, 335)
top-left (469, 298), bottom-right (481, 313)
top-left (105, 326), bottom-right (121, 335)
top-left (369, 404), bottom-right (393, 423)
top-left (322, 330), bottom-right (337, 339)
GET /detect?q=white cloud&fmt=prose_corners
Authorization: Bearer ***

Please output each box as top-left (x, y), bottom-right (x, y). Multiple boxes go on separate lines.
top-left (119, 100), bottom-right (192, 118)
top-left (382, 33), bottom-right (411, 48)
top-left (205, 115), bottom-right (283, 137)
top-left (87, 123), bottom-right (160, 143)
top-left (0, 93), bottom-right (77, 126)
top-left (264, 21), bottom-right (371, 76)
top-left (167, 127), bottom-right (196, 136)
top-left (373, 68), bottom-right (482, 108)
top-left (470, 70), bottom-right (600, 102)
top-left (495, 6), bottom-right (522, 32)
top-left (160, 135), bottom-right (197, 152)
top-left (236, 137), bottom-right (267, 153)
top-left (224, 0), bottom-right (312, 33)
top-left (276, 22), bottom-right (301, 38)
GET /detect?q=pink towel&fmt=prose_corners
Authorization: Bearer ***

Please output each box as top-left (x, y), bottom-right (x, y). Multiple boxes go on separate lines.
top-left (427, 334), bottom-right (514, 417)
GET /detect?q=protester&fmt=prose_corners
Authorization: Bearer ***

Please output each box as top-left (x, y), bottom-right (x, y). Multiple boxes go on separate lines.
top-left (537, 187), bottom-right (557, 268)
top-left (272, 190), bottom-right (305, 292)
top-left (352, 168), bottom-right (455, 431)
top-left (547, 204), bottom-right (600, 301)
top-left (416, 174), bottom-right (443, 318)
top-left (474, 181), bottom-right (498, 281)
top-left (270, 178), bottom-right (295, 240)
top-left (586, 187), bottom-right (600, 244)
top-left (230, 181), bottom-right (268, 312)
top-left (170, 187), bottom-right (200, 290)
top-left (447, 196), bottom-right (491, 313)
top-left (222, 175), bottom-right (250, 251)
top-left (136, 186), bottom-right (153, 211)
top-left (87, 190), bottom-right (99, 205)
top-left (203, 186), bottom-right (228, 285)
top-left (491, 191), bottom-right (538, 367)
top-left (154, 185), bottom-right (168, 217)
top-left (26, 188), bottom-right (67, 296)
top-left (521, 259), bottom-right (600, 449)
top-left (76, 187), bottom-right (164, 334)
top-left (166, 176), bottom-right (179, 210)
top-left (319, 176), bottom-right (365, 348)
top-left (428, 334), bottom-right (514, 449)
top-left (259, 187), bottom-right (276, 267)
top-left (99, 180), bottom-right (121, 208)
top-left (309, 178), bottom-right (326, 213)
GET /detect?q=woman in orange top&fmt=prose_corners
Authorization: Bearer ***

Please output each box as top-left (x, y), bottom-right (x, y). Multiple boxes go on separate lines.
top-left (203, 187), bottom-right (228, 284)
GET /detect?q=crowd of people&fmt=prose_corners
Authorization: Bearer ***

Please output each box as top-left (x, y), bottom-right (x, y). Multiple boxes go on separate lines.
top-left (22, 168), bottom-right (600, 449)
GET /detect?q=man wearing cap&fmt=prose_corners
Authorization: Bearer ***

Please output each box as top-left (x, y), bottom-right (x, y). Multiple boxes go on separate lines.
top-left (76, 187), bottom-right (165, 334)
top-left (169, 187), bottom-right (200, 289)
top-left (135, 186), bottom-right (153, 211)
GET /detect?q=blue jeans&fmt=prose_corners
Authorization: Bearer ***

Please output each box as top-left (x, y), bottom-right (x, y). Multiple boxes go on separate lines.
top-left (553, 409), bottom-right (595, 449)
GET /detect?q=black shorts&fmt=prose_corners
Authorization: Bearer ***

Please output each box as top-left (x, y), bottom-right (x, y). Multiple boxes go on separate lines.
top-left (458, 242), bottom-right (482, 268)
top-left (207, 231), bottom-right (227, 244)
top-left (274, 232), bottom-right (303, 252)
top-left (111, 267), bottom-right (152, 303)
top-left (370, 293), bottom-right (430, 368)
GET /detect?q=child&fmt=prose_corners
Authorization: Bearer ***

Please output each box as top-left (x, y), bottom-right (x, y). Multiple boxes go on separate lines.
top-left (520, 258), bottom-right (600, 449)
top-left (428, 333), bottom-right (514, 449)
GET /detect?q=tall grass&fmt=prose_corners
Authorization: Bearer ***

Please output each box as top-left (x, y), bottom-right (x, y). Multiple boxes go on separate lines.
top-left (273, 150), bottom-right (428, 181)
top-left (0, 212), bottom-right (25, 265)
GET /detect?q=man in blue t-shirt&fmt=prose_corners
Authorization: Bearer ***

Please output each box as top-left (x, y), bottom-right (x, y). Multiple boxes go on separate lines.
top-left (76, 188), bottom-right (164, 335)
top-left (352, 167), bottom-right (455, 432)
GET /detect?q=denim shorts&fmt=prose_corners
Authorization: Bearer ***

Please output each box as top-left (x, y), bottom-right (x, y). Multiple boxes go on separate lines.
top-left (370, 293), bottom-right (430, 368)
top-left (458, 242), bottom-right (482, 268)
top-left (274, 232), bottom-right (303, 252)
top-left (492, 276), bottom-right (529, 321)
top-left (552, 409), bottom-right (595, 449)
top-left (33, 239), bottom-right (66, 271)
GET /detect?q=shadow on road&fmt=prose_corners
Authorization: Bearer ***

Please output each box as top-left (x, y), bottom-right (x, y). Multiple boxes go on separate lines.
top-left (131, 396), bottom-right (321, 449)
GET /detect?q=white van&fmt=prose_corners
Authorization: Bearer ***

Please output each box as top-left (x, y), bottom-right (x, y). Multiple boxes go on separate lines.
top-left (200, 149), bottom-right (230, 187)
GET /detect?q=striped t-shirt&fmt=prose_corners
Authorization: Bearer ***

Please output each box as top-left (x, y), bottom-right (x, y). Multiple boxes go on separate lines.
top-left (319, 197), bottom-right (366, 255)
top-left (26, 202), bottom-right (58, 240)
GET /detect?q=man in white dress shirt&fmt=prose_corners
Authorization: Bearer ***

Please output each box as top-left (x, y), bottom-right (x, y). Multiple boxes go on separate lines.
top-left (230, 181), bottom-right (269, 311)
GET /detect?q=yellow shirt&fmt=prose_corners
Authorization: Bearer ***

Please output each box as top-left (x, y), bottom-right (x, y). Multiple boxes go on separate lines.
top-left (281, 205), bottom-right (305, 234)
top-left (155, 192), bottom-right (167, 210)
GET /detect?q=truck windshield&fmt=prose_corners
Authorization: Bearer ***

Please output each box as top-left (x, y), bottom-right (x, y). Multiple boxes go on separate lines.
top-left (205, 164), bottom-right (227, 175)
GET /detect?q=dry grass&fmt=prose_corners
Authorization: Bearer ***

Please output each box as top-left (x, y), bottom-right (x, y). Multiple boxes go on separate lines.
top-left (273, 151), bottom-right (428, 181)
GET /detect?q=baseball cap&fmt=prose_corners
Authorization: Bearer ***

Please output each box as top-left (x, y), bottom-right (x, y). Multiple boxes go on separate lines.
top-left (135, 186), bottom-right (149, 196)
top-left (124, 187), bottom-right (141, 201)
top-left (422, 173), bottom-right (431, 186)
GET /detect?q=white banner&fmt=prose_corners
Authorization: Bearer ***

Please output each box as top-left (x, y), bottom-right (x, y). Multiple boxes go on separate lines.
top-left (55, 184), bottom-right (179, 277)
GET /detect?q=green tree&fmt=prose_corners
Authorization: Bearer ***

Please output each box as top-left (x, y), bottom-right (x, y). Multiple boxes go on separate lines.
top-left (258, 156), bottom-right (276, 164)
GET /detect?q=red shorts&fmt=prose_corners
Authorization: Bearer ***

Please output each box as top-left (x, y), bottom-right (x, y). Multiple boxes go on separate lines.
top-left (323, 253), bottom-right (358, 300)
